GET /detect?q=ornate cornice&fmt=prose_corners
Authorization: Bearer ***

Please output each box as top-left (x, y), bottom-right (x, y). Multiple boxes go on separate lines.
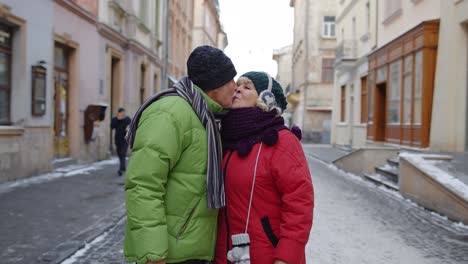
top-left (55, 0), bottom-right (97, 25)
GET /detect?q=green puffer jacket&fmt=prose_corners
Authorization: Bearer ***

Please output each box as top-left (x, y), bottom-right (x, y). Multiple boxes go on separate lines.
top-left (124, 86), bottom-right (224, 264)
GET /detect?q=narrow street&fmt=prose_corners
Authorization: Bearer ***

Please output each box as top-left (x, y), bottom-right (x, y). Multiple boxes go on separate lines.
top-left (57, 148), bottom-right (468, 264)
top-left (0, 159), bottom-right (125, 264)
top-left (302, 147), bottom-right (468, 264)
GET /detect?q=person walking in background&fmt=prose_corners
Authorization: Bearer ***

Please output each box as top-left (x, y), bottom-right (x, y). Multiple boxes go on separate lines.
top-left (124, 45), bottom-right (237, 264)
top-left (111, 108), bottom-right (131, 176)
top-left (215, 71), bottom-right (314, 264)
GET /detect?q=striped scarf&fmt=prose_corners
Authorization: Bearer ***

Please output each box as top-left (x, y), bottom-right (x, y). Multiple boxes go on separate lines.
top-left (126, 77), bottom-right (225, 209)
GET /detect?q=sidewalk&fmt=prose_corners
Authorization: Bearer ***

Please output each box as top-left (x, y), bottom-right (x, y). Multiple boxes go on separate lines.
top-left (302, 144), bottom-right (351, 163)
top-left (0, 158), bottom-right (126, 264)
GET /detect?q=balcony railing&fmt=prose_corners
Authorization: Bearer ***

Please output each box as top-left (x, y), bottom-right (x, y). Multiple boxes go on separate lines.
top-left (335, 39), bottom-right (357, 63)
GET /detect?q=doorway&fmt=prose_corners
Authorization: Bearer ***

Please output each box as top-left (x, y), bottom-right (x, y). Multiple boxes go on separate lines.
top-left (109, 56), bottom-right (120, 152)
top-left (53, 44), bottom-right (70, 159)
top-left (375, 82), bottom-right (387, 142)
top-left (140, 64), bottom-right (146, 105)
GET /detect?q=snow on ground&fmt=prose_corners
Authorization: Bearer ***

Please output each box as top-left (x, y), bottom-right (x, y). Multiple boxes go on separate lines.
top-left (61, 231), bottom-right (109, 264)
top-left (0, 158), bottom-right (119, 195)
top-left (308, 154), bottom-right (468, 231)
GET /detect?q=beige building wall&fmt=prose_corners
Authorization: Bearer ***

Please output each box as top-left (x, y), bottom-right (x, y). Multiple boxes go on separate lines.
top-left (291, 0), bottom-right (337, 143)
top-left (168, 0), bottom-right (194, 79)
top-left (192, 0), bottom-right (221, 49)
top-left (273, 45), bottom-right (293, 91)
top-left (430, 0), bottom-right (468, 152)
top-left (94, 0), bottom-right (164, 114)
top-left (377, 0), bottom-right (440, 48)
top-left (273, 45), bottom-right (293, 126)
top-left (0, 1), bottom-right (54, 182)
top-left (331, 0), bottom-right (377, 148)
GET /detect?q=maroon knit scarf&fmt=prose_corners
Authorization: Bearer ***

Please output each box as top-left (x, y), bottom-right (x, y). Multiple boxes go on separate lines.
top-left (221, 107), bottom-right (300, 157)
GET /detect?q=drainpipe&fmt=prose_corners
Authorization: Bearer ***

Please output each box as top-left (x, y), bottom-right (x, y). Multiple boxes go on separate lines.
top-left (161, 0), bottom-right (169, 90)
top-left (373, 0), bottom-right (378, 50)
top-left (302, 0), bottom-right (310, 131)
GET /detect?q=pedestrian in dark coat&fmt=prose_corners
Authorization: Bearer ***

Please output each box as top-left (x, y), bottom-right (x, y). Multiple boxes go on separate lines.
top-left (111, 107), bottom-right (131, 175)
top-left (215, 71), bottom-right (314, 264)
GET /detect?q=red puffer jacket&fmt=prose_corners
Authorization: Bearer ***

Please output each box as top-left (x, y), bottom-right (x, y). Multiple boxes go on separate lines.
top-left (215, 130), bottom-right (314, 264)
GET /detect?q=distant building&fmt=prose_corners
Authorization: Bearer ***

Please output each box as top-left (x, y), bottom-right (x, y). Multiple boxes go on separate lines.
top-left (192, 0), bottom-right (227, 50)
top-left (272, 45), bottom-right (293, 126)
top-left (331, 0), bottom-right (377, 148)
top-left (290, 0), bottom-right (337, 143)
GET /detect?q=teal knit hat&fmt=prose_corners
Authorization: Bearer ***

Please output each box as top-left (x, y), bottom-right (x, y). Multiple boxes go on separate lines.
top-left (240, 71), bottom-right (288, 111)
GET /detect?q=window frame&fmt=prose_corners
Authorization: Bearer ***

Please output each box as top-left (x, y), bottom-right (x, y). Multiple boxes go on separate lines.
top-left (322, 58), bottom-right (335, 83)
top-left (0, 24), bottom-right (13, 125)
top-left (322, 16), bottom-right (336, 38)
top-left (341, 85), bottom-right (346, 123)
top-left (360, 75), bottom-right (368, 124)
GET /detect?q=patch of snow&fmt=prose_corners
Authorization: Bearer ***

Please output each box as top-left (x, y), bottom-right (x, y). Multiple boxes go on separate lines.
top-left (380, 163), bottom-right (395, 170)
top-left (308, 154), bottom-right (468, 232)
top-left (453, 221), bottom-right (468, 230)
top-left (399, 152), bottom-right (468, 202)
top-left (60, 232), bottom-right (109, 264)
top-left (0, 158), bottom-right (118, 195)
top-left (431, 211), bottom-right (449, 221)
top-left (52, 157), bottom-right (73, 164)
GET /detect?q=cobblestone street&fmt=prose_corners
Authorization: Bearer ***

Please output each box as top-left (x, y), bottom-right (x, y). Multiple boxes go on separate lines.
top-left (59, 148), bottom-right (468, 264)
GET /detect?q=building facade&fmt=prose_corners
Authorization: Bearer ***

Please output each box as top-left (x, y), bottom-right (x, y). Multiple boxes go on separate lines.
top-left (167, 0), bottom-right (193, 81)
top-left (430, 0), bottom-right (468, 152)
top-left (0, 0), bottom-right (164, 182)
top-left (290, 0), bottom-right (337, 143)
top-left (331, 0), bottom-right (377, 148)
top-left (330, 0), bottom-right (462, 151)
top-left (192, 0), bottom-right (226, 50)
top-left (0, 0), bottom-right (229, 182)
top-left (273, 45), bottom-right (293, 126)
top-left (0, 0), bottom-right (54, 181)
top-left (366, 0), bottom-right (440, 148)
top-left (53, 0), bottom-right (164, 163)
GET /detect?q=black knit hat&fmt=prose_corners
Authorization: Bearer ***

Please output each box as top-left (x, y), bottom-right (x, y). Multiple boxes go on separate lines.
top-left (187, 45), bottom-right (237, 91)
top-left (240, 71), bottom-right (288, 111)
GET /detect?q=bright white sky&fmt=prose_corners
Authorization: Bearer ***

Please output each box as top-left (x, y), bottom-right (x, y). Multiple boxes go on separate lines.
top-left (218, 0), bottom-right (294, 78)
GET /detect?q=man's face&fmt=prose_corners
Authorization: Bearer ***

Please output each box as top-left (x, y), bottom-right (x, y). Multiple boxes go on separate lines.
top-left (206, 80), bottom-right (236, 108)
top-left (117, 111), bottom-right (125, 119)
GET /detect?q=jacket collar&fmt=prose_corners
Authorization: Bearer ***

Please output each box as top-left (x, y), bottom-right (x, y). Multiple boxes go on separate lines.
top-left (194, 85), bottom-right (225, 113)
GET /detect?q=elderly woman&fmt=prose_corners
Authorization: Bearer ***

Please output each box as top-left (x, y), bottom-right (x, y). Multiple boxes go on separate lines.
top-left (215, 71), bottom-right (314, 264)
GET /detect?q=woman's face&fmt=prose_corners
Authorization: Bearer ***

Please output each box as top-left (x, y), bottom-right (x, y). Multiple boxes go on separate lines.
top-left (232, 82), bottom-right (259, 108)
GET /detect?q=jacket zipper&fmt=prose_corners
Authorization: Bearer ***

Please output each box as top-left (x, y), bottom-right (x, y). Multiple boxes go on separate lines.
top-left (176, 202), bottom-right (198, 241)
top-left (223, 151), bottom-right (234, 264)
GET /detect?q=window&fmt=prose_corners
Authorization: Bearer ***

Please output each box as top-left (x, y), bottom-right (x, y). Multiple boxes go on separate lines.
top-left (384, 0), bottom-right (402, 20)
top-left (154, 0), bottom-right (160, 35)
top-left (0, 24), bottom-right (12, 125)
top-left (111, 8), bottom-right (125, 33)
top-left (352, 17), bottom-right (356, 40)
top-left (414, 51), bottom-right (423, 124)
top-left (361, 76), bottom-right (368, 123)
top-left (403, 55), bottom-right (413, 124)
top-left (388, 59), bottom-right (402, 124)
top-left (31, 65), bottom-right (47, 116)
top-left (341, 86), bottom-right (346, 122)
top-left (139, 0), bottom-right (148, 25)
top-left (322, 16), bottom-right (336, 38)
top-left (368, 71), bottom-right (374, 123)
top-left (322, 58), bottom-right (334, 83)
top-left (366, 2), bottom-right (370, 33)
top-left (140, 64), bottom-right (146, 104)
